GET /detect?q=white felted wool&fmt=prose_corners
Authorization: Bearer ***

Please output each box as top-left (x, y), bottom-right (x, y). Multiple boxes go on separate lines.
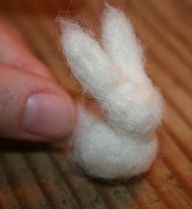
top-left (60, 5), bottom-right (164, 179)
top-left (102, 4), bottom-right (150, 86)
top-left (70, 104), bottom-right (158, 179)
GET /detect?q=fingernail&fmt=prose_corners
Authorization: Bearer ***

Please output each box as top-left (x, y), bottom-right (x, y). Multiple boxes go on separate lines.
top-left (22, 93), bottom-right (74, 139)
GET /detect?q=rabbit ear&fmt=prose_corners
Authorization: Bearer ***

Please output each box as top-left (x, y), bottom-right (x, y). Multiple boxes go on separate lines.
top-left (60, 20), bottom-right (126, 99)
top-left (60, 20), bottom-right (163, 135)
top-left (102, 5), bottom-right (150, 85)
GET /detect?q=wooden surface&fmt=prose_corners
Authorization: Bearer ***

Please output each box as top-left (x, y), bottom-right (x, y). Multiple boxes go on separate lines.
top-left (0, 0), bottom-right (192, 208)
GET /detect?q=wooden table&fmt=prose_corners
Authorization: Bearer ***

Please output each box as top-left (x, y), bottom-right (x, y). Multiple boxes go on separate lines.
top-left (0, 0), bottom-right (192, 209)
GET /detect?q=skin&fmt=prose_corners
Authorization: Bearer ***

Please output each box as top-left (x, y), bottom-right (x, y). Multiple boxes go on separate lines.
top-left (0, 20), bottom-right (76, 145)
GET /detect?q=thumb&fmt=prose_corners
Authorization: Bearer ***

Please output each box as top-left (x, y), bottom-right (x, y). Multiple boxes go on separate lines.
top-left (0, 64), bottom-right (76, 142)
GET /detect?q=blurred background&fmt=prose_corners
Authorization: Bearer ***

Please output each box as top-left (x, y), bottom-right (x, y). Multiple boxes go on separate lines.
top-left (0, 0), bottom-right (192, 209)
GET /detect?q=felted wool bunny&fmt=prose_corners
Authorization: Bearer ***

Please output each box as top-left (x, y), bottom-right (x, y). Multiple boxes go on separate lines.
top-left (60, 5), bottom-right (164, 179)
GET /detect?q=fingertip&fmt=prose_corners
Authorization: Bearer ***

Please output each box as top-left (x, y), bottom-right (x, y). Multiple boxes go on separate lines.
top-left (0, 65), bottom-right (76, 142)
top-left (22, 92), bottom-right (76, 141)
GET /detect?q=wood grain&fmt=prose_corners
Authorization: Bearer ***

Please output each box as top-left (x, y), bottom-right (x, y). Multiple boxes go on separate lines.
top-left (0, 0), bottom-right (192, 208)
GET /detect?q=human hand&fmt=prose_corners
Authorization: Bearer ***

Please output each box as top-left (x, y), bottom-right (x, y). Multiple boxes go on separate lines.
top-left (0, 20), bottom-right (76, 143)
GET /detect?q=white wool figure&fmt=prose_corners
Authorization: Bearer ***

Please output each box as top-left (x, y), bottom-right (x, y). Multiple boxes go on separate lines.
top-left (60, 5), bottom-right (164, 179)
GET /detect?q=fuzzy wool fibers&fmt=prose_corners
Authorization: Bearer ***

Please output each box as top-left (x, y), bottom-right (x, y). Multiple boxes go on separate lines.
top-left (60, 5), bottom-right (164, 179)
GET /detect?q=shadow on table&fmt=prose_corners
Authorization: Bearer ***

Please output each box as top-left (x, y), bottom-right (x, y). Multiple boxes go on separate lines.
top-left (0, 138), bottom-right (52, 152)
